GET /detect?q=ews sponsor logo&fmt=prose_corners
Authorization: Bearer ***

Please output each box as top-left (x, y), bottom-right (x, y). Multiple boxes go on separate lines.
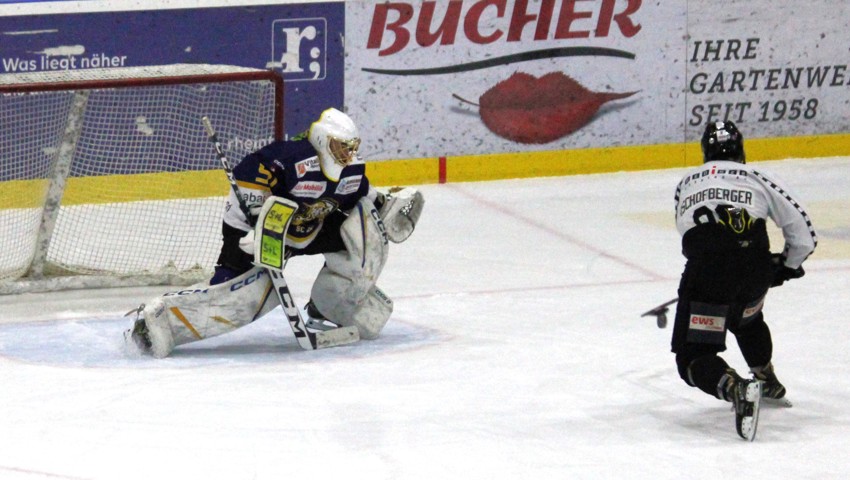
top-left (689, 314), bottom-right (725, 332)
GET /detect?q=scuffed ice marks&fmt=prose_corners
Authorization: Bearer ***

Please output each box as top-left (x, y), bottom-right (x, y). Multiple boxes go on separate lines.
top-left (0, 310), bottom-right (438, 368)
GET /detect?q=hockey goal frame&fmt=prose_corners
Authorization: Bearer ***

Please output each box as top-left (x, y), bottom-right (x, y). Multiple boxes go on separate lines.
top-left (0, 64), bottom-right (284, 294)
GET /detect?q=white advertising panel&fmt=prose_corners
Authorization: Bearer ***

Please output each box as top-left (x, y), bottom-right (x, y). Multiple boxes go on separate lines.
top-left (345, 0), bottom-right (850, 161)
top-left (684, 1), bottom-right (850, 141)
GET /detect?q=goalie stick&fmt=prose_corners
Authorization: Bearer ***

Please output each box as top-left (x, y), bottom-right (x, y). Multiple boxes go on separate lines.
top-left (201, 116), bottom-right (359, 350)
top-left (202, 116), bottom-right (252, 218)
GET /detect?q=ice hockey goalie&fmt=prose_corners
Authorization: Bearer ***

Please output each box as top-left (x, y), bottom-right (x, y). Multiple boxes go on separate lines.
top-left (125, 107), bottom-right (424, 358)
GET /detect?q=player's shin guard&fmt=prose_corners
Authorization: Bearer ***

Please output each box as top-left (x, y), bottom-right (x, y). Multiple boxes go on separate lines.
top-left (681, 354), bottom-right (733, 399)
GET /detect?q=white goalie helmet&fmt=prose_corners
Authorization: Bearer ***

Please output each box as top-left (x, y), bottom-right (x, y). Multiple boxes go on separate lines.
top-left (308, 107), bottom-right (361, 182)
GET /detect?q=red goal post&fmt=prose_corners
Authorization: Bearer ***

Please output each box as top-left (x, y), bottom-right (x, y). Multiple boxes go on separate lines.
top-left (0, 64), bottom-right (284, 294)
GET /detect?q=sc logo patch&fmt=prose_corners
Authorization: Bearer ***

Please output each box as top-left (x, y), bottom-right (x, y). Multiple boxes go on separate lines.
top-left (270, 18), bottom-right (327, 81)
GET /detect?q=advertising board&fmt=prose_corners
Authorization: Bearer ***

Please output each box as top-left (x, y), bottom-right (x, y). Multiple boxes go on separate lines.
top-left (345, 0), bottom-right (850, 167)
top-left (0, 1), bottom-right (344, 139)
top-left (1, 0), bottom-right (848, 182)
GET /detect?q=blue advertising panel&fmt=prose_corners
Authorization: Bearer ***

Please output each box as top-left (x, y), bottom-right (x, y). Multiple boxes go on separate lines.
top-left (0, 2), bottom-right (344, 137)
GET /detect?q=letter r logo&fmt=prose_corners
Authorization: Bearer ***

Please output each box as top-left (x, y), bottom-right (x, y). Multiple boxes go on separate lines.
top-left (271, 18), bottom-right (327, 81)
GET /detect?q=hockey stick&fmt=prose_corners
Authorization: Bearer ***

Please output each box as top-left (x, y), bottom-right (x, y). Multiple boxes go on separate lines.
top-left (201, 117), bottom-right (359, 350)
top-left (640, 297), bottom-right (677, 329)
top-left (252, 196), bottom-right (359, 349)
top-left (642, 267), bottom-right (796, 330)
top-left (645, 253), bottom-right (806, 330)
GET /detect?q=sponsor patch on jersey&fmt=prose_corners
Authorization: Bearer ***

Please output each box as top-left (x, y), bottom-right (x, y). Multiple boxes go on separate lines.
top-left (240, 190), bottom-right (268, 209)
top-left (336, 175), bottom-right (363, 195)
top-left (684, 168), bottom-right (749, 184)
top-left (689, 313), bottom-right (726, 332)
top-left (291, 181), bottom-right (327, 198)
top-left (742, 295), bottom-right (765, 320)
top-left (295, 157), bottom-right (321, 178)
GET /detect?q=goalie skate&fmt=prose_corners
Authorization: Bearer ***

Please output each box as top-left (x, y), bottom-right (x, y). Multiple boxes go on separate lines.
top-left (123, 304), bottom-right (152, 354)
top-left (304, 300), bottom-right (341, 332)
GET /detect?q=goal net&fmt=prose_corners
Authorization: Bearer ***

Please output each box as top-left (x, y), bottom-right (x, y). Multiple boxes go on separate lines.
top-left (0, 64), bottom-right (283, 294)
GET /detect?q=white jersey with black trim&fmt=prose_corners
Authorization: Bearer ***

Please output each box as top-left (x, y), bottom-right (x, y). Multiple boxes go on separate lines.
top-left (674, 160), bottom-right (817, 268)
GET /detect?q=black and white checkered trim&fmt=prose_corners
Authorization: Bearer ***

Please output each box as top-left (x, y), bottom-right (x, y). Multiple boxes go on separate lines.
top-left (752, 170), bottom-right (818, 250)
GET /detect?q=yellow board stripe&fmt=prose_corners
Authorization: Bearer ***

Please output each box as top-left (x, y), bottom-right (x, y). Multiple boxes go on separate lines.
top-left (0, 178), bottom-right (48, 209)
top-left (170, 307), bottom-right (202, 339)
top-left (366, 132), bottom-right (850, 186)
top-left (1, 133), bottom-right (847, 209)
top-left (0, 169), bottom-right (230, 208)
top-left (63, 169), bottom-right (230, 204)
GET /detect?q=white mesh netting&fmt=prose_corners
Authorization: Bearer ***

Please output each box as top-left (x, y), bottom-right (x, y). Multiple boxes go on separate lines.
top-left (0, 64), bottom-right (281, 293)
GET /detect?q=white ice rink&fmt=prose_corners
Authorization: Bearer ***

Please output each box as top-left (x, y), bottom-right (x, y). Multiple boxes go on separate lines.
top-left (1, 157), bottom-right (849, 480)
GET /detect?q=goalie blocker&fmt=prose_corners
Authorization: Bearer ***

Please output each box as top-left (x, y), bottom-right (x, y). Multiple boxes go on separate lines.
top-left (126, 194), bottom-right (410, 357)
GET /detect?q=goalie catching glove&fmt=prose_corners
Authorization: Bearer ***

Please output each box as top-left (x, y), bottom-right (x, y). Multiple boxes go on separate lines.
top-left (377, 187), bottom-right (424, 243)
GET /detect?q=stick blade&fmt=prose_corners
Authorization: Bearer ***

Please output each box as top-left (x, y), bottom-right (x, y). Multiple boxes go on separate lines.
top-left (641, 298), bottom-right (678, 317)
top-left (314, 326), bottom-right (360, 348)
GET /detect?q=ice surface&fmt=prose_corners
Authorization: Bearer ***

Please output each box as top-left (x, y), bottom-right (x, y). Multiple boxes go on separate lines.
top-left (1, 157), bottom-right (848, 480)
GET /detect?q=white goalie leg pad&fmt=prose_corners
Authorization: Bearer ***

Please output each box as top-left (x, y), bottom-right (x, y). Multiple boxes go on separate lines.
top-left (311, 197), bottom-right (392, 339)
top-left (379, 187), bottom-right (424, 243)
top-left (143, 267), bottom-right (278, 358)
top-left (348, 286), bottom-right (393, 339)
top-left (313, 277), bottom-right (393, 340)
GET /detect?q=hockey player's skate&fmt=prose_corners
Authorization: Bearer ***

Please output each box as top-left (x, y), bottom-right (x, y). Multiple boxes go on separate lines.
top-left (753, 363), bottom-right (792, 407)
top-left (123, 304), bottom-right (152, 354)
top-left (723, 369), bottom-right (762, 441)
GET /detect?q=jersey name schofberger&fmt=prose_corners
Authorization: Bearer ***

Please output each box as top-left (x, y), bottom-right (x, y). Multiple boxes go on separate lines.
top-left (675, 163), bottom-right (761, 234)
top-left (223, 137), bottom-right (370, 249)
top-left (674, 160), bottom-right (817, 268)
top-left (678, 187), bottom-right (753, 217)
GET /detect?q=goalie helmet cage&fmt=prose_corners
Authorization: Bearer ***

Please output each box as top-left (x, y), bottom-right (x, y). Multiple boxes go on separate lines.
top-left (0, 64), bottom-right (283, 294)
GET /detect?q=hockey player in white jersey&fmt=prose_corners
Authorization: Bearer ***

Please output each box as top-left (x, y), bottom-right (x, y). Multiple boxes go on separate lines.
top-left (126, 108), bottom-right (424, 358)
top-left (671, 121), bottom-right (817, 440)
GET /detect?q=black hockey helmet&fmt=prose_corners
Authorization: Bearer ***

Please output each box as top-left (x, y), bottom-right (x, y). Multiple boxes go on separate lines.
top-left (701, 120), bottom-right (745, 163)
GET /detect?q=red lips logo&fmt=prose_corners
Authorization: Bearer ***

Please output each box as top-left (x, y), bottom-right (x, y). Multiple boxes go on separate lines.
top-left (456, 72), bottom-right (638, 144)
